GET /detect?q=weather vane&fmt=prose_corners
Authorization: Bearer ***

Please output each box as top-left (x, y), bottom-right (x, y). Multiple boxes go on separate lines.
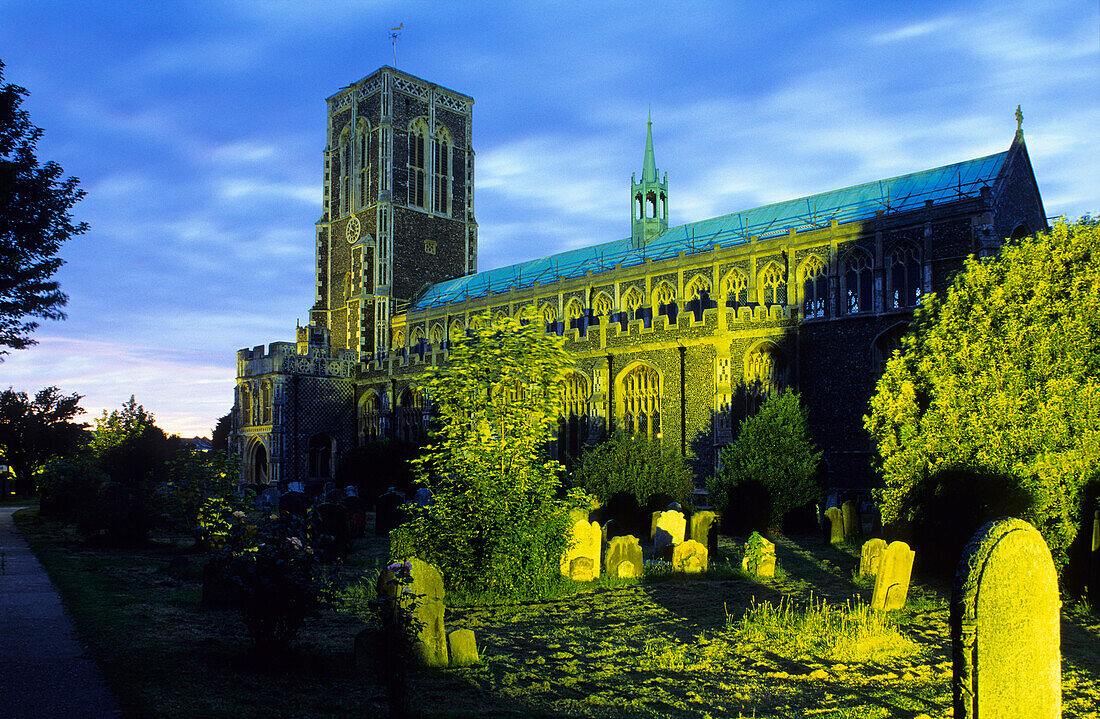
top-left (390, 23), bottom-right (403, 68)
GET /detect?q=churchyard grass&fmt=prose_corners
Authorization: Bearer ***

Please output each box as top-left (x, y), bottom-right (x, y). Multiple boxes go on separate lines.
top-left (16, 508), bottom-right (1100, 718)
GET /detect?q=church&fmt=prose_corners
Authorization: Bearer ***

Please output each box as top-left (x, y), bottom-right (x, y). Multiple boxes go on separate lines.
top-left (232, 66), bottom-right (1047, 495)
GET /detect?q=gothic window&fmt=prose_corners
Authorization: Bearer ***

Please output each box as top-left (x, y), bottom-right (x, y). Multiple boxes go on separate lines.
top-left (760, 263), bottom-right (787, 305)
top-left (429, 323), bottom-right (444, 349)
top-left (434, 123), bottom-right (452, 215)
top-left (356, 119), bottom-right (371, 210)
top-left (723, 270), bottom-right (748, 307)
top-left (308, 434), bottom-right (334, 479)
top-left (622, 287), bottom-right (643, 315)
top-left (360, 392), bottom-right (381, 443)
top-left (260, 380), bottom-right (272, 425)
top-left (842, 250), bottom-right (874, 314)
top-left (541, 304), bottom-right (557, 327)
top-left (592, 292), bottom-right (613, 318)
top-left (239, 385), bottom-right (252, 426)
top-left (408, 119), bottom-right (428, 208)
top-left (801, 255), bottom-right (828, 319)
top-left (392, 329), bottom-right (405, 351)
top-left (653, 282), bottom-right (675, 308)
top-left (557, 372), bottom-right (590, 466)
top-left (449, 320), bottom-right (466, 344)
top-left (744, 343), bottom-right (786, 416)
top-left (344, 272), bottom-right (353, 302)
top-left (646, 191), bottom-right (658, 218)
top-left (686, 275), bottom-right (712, 300)
top-left (338, 126), bottom-right (352, 217)
top-left (888, 244), bottom-right (921, 309)
top-left (410, 326), bottom-right (426, 358)
top-left (565, 298), bottom-right (584, 322)
top-left (873, 323), bottom-right (909, 373)
top-left (397, 386), bottom-right (427, 443)
top-left (468, 315), bottom-right (484, 331)
top-left (622, 365), bottom-right (661, 440)
top-left (634, 193), bottom-right (643, 220)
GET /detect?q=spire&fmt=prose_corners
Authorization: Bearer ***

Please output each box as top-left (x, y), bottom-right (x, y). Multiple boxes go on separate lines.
top-left (642, 109), bottom-right (658, 182)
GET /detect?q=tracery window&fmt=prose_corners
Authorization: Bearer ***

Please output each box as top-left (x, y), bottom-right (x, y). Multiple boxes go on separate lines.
top-left (760, 263), bottom-right (787, 305)
top-left (392, 329), bottom-right (405, 351)
top-left (360, 392), bottom-right (381, 443)
top-left (397, 386), bottom-right (427, 443)
top-left (621, 365), bottom-right (661, 440)
top-left (239, 385), bottom-right (253, 426)
top-left (686, 275), bottom-right (711, 300)
top-left (622, 287), bottom-right (643, 315)
top-left (565, 298), bottom-right (584, 322)
top-left (724, 270), bottom-right (748, 306)
top-left (449, 320), bottom-right (466, 343)
top-left (541, 304), bottom-right (557, 326)
top-left (557, 372), bottom-right (590, 465)
top-left (653, 282), bottom-right (675, 308)
top-left (842, 250), bottom-right (874, 314)
top-left (744, 343), bottom-right (786, 416)
top-left (888, 244), bottom-right (921, 309)
top-left (356, 119), bottom-right (371, 210)
top-left (593, 293), bottom-right (613, 317)
top-left (408, 119), bottom-right (428, 208)
top-left (801, 255), bottom-right (828, 319)
top-left (260, 380), bottom-right (272, 424)
top-left (873, 323), bottom-right (909, 373)
top-left (429, 323), bottom-right (444, 349)
top-left (434, 123), bottom-right (451, 215)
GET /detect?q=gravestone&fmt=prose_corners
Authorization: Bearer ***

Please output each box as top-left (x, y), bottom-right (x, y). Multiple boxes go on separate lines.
top-left (374, 488), bottom-right (405, 536)
top-left (870, 541), bottom-right (915, 610)
top-left (258, 487), bottom-right (280, 513)
top-left (824, 506), bottom-right (844, 544)
top-left (307, 502), bottom-right (352, 562)
top-left (741, 532), bottom-right (776, 578)
top-left (448, 629), bottom-right (479, 667)
top-left (377, 557), bottom-right (449, 668)
top-left (560, 519), bottom-right (601, 581)
top-left (605, 535), bottom-right (643, 579)
top-left (672, 539), bottom-right (708, 573)
top-left (279, 490), bottom-right (309, 519)
top-left (952, 518), bottom-right (1060, 719)
top-left (841, 500), bottom-right (861, 541)
top-left (654, 509), bottom-right (686, 560)
top-left (859, 538), bottom-right (888, 579)
top-left (342, 488), bottom-right (367, 538)
top-left (690, 510), bottom-right (720, 558)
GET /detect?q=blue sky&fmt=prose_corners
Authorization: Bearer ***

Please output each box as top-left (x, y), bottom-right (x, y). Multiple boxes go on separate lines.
top-left (1, 0), bottom-right (1097, 438)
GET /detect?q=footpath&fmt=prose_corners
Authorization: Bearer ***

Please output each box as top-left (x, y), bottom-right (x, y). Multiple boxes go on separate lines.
top-left (0, 506), bottom-right (120, 719)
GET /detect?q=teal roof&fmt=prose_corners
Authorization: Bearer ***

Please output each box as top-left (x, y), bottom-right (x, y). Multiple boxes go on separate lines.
top-left (412, 150), bottom-right (1008, 311)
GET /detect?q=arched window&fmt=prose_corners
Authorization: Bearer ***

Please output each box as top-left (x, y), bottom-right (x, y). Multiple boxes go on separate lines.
top-left (888, 244), bottom-right (921, 309)
top-left (392, 329), bottom-right (405, 351)
top-left (723, 270), bottom-right (748, 307)
top-left (397, 386), bottom-right (427, 442)
top-left (308, 434), bottom-right (334, 479)
top-left (247, 439), bottom-right (268, 484)
top-left (360, 392), bottom-right (381, 443)
top-left (434, 122), bottom-right (452, 215)
top-left (801, 255), bottom-right (828, 319)
top-left (429, 323), bottom-right (444, 348)
top-left (592, 293), bottom-right (613, 318)
top-left (260, 380), bottom-right (273, 424)
top-left (634, 193), bottom-right (643, 220)
top-left (408, 118), bottom-right (428, 208)
top-left (344, 272), bottom-right (353, 302)
top-left (356, 119), bottom-right (371, 210)
top-left (873, 323), bottom-right (909, 373)
top-left (686, 274), bottom-right (712, 300)
top-left (653, 282), bottom-right (675, 308)
top-left (621, 364), bottom-right (661, 440)
top-left (557, 372), bottom-right (590, 465)
top-left (622, 287), bottom-right (643, 315)
top-left (449, 319), bottom-right (466, 344)
top-left (842, 250), bottom-right (873, 314)
top-left (338, 125), bottom-right (352, 217)
top-left (239, 385), bottom-right (253, 426)
top-left (1010, 223), bottom-right (1030, 241)
top-left (565, 298), bottom-right (584, 322)
top-left (760, 263), bottom-right (787, 305)
top-left (744, 343), bottom-right (786, 416)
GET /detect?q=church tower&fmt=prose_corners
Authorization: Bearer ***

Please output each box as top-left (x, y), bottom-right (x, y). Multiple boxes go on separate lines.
top-left (311, 67), bottom-right (477, 362)
top-left (630, 113), bottom-right (668, 248)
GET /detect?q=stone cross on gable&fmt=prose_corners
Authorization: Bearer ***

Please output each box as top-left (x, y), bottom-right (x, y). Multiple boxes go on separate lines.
top-left (1016, 105), bottom-right (1024, 132)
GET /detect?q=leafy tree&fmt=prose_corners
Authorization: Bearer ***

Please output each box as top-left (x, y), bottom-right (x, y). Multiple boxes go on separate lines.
top-left (573, 432), bottom-right (695, 507)
top-left (865, 218), bottom-right (1100, 570)
top-left (710, 388), bottom-right (822, 535)
top-left (211, 410), bottom-right (232, 453)
top-left (392, 310), bottom-right (585, 600)
top-left (0, 386), bottom-right (87, 496)
top-left (0, 61), bottom-right (87, 356)
top-left (164, 448), bottom-right (240, 541)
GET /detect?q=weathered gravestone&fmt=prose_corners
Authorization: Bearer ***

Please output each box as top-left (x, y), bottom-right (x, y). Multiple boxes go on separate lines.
top-left (654, 509), bottom-right (686, 560)
top-left (673, 539), bottom-right (708, 573)
top-left (870, 541), bottom-right (915, 610)
top-left (605, 535), bottom-right (643, 578)
top-left (841, 500), bottom-right (862, 541)
top-left (952, 518), bottom-right (1060, 719)
top-left (377, 557), bottom-right (449, 668)
top-left (824, 506), bottom-right (844, 545)
top-left (741, 532), bottom-right (776, 578)
top-left (690, 510), bottom-right (720, 558)
top-left (448, 629), bottom-right (479, 667)
top-left (258, 487), bottom-right (280, 513)
top-left (859, 538), bottom-right (888, 579)
top-left (560, 519), bottom-right (601, 581)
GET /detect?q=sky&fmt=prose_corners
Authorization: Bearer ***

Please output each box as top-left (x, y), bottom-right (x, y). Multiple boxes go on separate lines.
top-left (0, 0), bottom-right (1097, 438)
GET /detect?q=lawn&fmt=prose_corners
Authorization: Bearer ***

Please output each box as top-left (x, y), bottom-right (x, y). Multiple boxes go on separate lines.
top-left (14, 508), bottom-right (1100, 718)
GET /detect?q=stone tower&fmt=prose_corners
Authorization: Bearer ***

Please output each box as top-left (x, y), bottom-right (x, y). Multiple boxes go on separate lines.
top-left (630, 113), bottom-right (668, 248)
top-left (312, 67), bottom-right (477, 362)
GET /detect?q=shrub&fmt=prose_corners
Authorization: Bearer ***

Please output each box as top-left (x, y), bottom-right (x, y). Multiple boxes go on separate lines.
top-left (710, 389), bottom-right (822, 534)
top-left (163, 448), bottom-right (240, 541)
top-left (572, 432), bottom-right (695, 508)
top-left (37, 455), bottom-right (105, 523)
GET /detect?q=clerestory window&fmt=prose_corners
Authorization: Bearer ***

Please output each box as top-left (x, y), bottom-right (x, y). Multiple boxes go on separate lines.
top-left (842, 250), bottom-right (873, 314)
top-left (801, 255), bottom-right (828, 319)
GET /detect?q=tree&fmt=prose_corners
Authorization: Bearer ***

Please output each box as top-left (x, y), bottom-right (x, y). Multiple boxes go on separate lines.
top-left (0, 61), bottom-right (87, 356)
top-left (710, 388), bottom-right (822, 535)
top-left (392, 310), bottom-right (585, 600)
top-left (211, 410), bottom-right (232, 453)
top-left (573, 432), bottom-right (695, 508)
top-left (865, 218), bottom-right (1100, 571)
top-left (0, 386), bottom-right (87, 496)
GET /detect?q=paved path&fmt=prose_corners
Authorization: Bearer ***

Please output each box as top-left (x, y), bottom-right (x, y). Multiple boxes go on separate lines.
top-left (0, 506), bottom-right (120, 719)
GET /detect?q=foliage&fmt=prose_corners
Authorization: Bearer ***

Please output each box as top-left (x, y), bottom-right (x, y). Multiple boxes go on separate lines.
top-left (710, 389), bottom-right (822, 534)
top-left (732, 594), bottom-right (917, 663)
top-left (572, 432), bottom-right (695, 507)
top-left (866, 218), bottom-right (1100, 570)
top-left (210, 410), bottom-right (232, 453)
top-left (163, 448), bottom-right (239, 541)
top-left (195, 497), bottom-right (248, 552)
top-left (0, 61), bottom-right (87, 356)
top-left (0, 386), bottom-right (87, 496)
top-left (210, 513), bottom-right (339, 655)
top-left (37, 455), bottom-right (105, 523)
top-left (392, 310), bottom-right (586, 600)
top-left (334, 438), bottom-right (420, 505)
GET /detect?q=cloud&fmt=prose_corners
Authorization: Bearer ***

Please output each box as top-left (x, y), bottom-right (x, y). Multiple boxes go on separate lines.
top-left (870, 18), bottom-right (955, 44)
top-left (217, 178), bottom-right (318, 205)
top-left (210, 141), bottom-right (278, 163)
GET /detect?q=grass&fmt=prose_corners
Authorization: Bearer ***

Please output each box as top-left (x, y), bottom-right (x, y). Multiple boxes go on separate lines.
top-left (14, 509), bottom-right (1100, 718)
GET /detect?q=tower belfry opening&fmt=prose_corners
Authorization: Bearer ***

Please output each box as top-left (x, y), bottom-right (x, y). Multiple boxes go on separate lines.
top-left (631, 111), bottom-right (668, 248)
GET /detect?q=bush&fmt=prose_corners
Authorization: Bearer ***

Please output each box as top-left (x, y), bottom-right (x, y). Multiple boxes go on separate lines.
top-left (710, 389), bottom-right (822, 535)
top-left (37, 456), bottom-right (105, 523)
top-left (573, 432), bottom-right (695, 508)
top-left (163, 448), bottom-right (240, 541)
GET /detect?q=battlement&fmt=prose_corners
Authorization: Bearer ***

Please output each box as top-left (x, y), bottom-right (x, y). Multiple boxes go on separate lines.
top-left (237, 331), bottom-right (356, 380)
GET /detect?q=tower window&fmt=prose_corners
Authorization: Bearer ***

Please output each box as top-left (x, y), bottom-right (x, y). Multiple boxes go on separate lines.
top-left (434, 136), bottom-right (450, 215)
top-left (409, 121), bottom-right (427, 208)
top-left (801, 255), bottom-right (828, 319)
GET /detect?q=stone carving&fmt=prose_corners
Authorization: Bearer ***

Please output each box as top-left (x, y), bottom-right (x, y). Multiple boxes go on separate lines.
top-left (824, 506), bottom-right (844, 544)
top-left (870, 541), bottom-right (915, 611)
top-left (605, 535), bottom-right (643, 579)
top-left (447, 629), bottom-right (479, 667)
top-left (654, 510), bottom-right (686, 560)
top-left (952, 518), bottom-right (1060, 719)
top-left (673, 539), bottom-right (708, 574)
top-left (741, 532), bottom-right (776, 578)
top-left (377, 558), bottom-right (449, 668)
top-left (560, 519), bottom-right (601, 582)
top-left (859, 538), bottom-right (887, 579)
